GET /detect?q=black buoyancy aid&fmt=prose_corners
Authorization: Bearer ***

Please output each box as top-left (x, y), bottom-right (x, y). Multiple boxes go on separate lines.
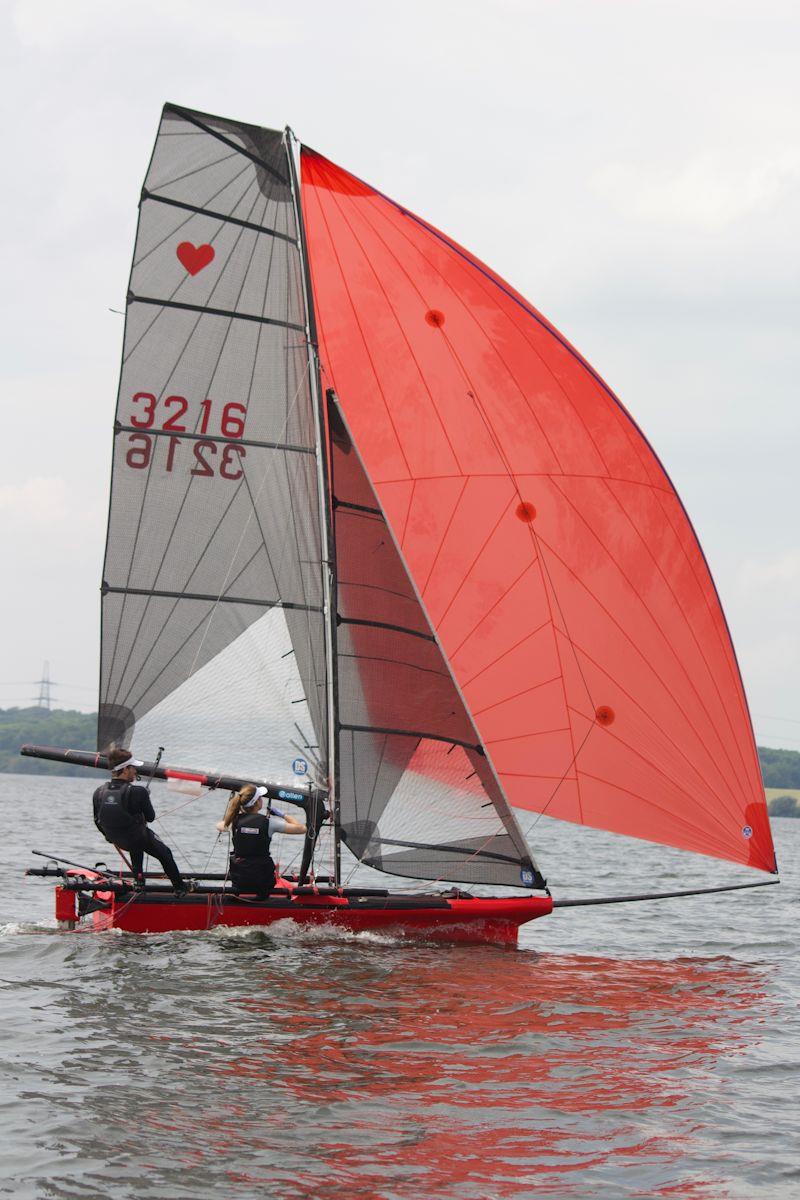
top-left (232, 813), bottom-right (272, 860)
top-left (95, 782), bottom-right (145, 842)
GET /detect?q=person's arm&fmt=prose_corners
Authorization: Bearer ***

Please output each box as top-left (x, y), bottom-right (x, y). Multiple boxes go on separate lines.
top-left (92, 790), bottom-right (104, 832)
top-left (269, 814), bottom-right (306, 836)
top-left (130, 785), bottom-right (156, 823)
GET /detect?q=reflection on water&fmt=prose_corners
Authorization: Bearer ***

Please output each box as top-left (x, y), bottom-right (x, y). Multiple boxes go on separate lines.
top-left (1, 929), bottom-right (774, 1200)
top-left (1, 775), bottom-right (798, 1199)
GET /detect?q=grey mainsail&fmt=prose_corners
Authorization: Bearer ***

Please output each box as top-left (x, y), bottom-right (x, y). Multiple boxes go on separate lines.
top-left (99, 105), bottom-right (327, 783)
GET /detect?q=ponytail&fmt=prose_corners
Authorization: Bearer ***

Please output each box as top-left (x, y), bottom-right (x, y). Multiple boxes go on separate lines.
top-left (221, 785), bottom-right (258, 829)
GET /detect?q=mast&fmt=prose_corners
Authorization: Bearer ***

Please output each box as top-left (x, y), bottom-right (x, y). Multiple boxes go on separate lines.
top-left (284, 130), bottom-right (341, 886)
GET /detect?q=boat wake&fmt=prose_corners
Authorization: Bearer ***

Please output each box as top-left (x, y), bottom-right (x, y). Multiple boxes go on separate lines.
top-left (207, 918), bottom-right (407, 947)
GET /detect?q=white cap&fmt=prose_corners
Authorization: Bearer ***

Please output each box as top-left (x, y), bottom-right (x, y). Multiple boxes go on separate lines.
top-left (241, 785), bottom-right (268, 811)
top-left (113, 756), bottom-right (144, 772)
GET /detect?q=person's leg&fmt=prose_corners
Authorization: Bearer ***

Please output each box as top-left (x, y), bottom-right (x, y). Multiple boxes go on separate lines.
top-left (127, 844), bottom-right (144, 883)
top-left (230, 858), bottom-right (274, 897)
top-left (140, 829), bottom-right (184, 890)
top-left (257, 860), bottom-right (276, 900)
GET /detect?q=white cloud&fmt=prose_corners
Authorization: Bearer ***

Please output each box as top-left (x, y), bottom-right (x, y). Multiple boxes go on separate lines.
top-left (592, 150), bottom-right (800, 227)
top-left (12, 0), bottom-right (300, 51)
top-left (738, 549), bottom-right (800, 594)
top-left (2, 0), bottom-right (799, 722)
top-left (0, 476), bottom-right (70, 524)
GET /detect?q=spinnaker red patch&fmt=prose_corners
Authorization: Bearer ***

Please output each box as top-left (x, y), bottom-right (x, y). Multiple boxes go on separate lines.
top-left (166, 769), bottom-right (208, 784)
top-left (516, 501), bottom-right (537, 523)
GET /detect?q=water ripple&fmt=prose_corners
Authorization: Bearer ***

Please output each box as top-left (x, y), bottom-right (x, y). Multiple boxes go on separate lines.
top-left (1, 775), bottom-right (797, 1199)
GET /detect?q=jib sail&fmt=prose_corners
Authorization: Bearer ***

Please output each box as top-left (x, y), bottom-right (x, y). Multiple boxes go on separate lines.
top-left (329, 394), bottom-right (542, 889)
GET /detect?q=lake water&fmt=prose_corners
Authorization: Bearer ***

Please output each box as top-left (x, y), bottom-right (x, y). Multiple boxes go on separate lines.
top-left (1, 773), bottom-right (797, 1199)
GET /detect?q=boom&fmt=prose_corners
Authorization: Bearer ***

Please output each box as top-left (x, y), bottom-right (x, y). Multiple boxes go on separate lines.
top-left (19, 744), bottom-right (327, 817)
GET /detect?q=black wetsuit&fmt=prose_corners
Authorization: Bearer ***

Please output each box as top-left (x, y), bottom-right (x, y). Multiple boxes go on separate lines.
top-left (230, 813), bottom-right (276, 898)
top-left (93, 778), bottom-right (183, 889)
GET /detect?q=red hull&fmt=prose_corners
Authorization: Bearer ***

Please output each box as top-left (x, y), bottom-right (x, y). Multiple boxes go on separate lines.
top-left (74, 888), bottom-right (552, 945)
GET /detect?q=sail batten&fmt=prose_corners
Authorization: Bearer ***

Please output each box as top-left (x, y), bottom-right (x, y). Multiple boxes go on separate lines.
top-left (129, 293), bottom-right (306, 331)
top-left (141, 189), bottom-right (300, 243)
top-left (113, 425), bottom-right (315, 454)
top-left (102, 585), bottom-right (323, 612)
top-left (340, 724), bottom-right (481, 752)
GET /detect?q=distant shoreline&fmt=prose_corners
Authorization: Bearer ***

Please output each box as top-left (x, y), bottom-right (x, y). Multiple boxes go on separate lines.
top-left (2, 707), bottom-right (799, 815)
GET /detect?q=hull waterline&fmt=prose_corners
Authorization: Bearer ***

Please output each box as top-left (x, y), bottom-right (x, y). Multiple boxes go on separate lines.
top-left (55, 881), bottom-right (552, 945)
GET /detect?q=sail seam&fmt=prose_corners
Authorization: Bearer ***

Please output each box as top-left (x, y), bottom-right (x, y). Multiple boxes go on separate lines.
top-left (150, 149), bottom-right (241, 194)
top-left (557, 474), bottom-right (753, 800)
top-left (325, 395), bottom-right (536, 870)
top-left (422, 336), bottom-right (594, 823)
top-left (330, 170), bottom-right (566, 476)
top-left (124, 168), bottom-right (258, 358)
top-left (301, 168), bottom-right (415, 479)
top-left (317, 171), bottom-right (592, 827)
top-left (141, 189), bottom-right (298, 243)
top-left (369, 162), bottom-right (760, 772)
top-left (108, 181), bottom-right (278, 701)
top-left (318, 166), bottom-right (466, 473)
top-left (449, 564), bottom-right (543, 666)
top-left (574, 765), bottom-right (740, 853)
top-left (133, 162), bottom-right (254, 274)
top-left (355, 472), bottom-right (674, 491)
top-left (352, 183), bottom-right (578, 476)
top-left (128, 293), bottom-right (305, 331)
top-left (651, 486), bottom-right (758, 788)
top-left (533, 531), bottom-right (755, 822)
top-left (122, 542), bottom-right (264, 712)
top-left (170, 177), bottom-right (300, 699)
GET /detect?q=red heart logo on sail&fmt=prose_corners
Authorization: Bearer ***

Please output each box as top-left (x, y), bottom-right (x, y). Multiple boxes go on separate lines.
top-left (176, 242), bottom-right (215, 275)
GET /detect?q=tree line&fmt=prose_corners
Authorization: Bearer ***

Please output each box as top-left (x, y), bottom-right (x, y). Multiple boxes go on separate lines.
top-left (0, 707), bottom-right (97, 776)
top-left (1, 707), bottom-right (799, 798)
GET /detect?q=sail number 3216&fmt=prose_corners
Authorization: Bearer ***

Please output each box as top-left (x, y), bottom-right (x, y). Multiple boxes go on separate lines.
top-left (124, 394), bottom-right (247, 480)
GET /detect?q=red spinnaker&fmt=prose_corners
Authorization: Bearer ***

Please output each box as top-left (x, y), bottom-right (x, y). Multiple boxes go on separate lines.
top-left (300, 148), bottom-right (775, 874)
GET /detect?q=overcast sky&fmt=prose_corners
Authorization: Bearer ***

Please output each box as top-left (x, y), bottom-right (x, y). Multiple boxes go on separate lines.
top-left (1, 0), bottom-right (797, 751)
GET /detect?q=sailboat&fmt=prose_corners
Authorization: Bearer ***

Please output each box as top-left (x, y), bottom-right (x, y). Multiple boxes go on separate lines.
top-left (24, 104), bottom-right (778, 942)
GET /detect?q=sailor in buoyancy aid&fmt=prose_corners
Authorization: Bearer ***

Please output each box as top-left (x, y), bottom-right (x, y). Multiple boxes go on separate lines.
top-left (216, 785), bottom-right (306, 898)
top-left (93, 747), bottom-right (188, 894)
